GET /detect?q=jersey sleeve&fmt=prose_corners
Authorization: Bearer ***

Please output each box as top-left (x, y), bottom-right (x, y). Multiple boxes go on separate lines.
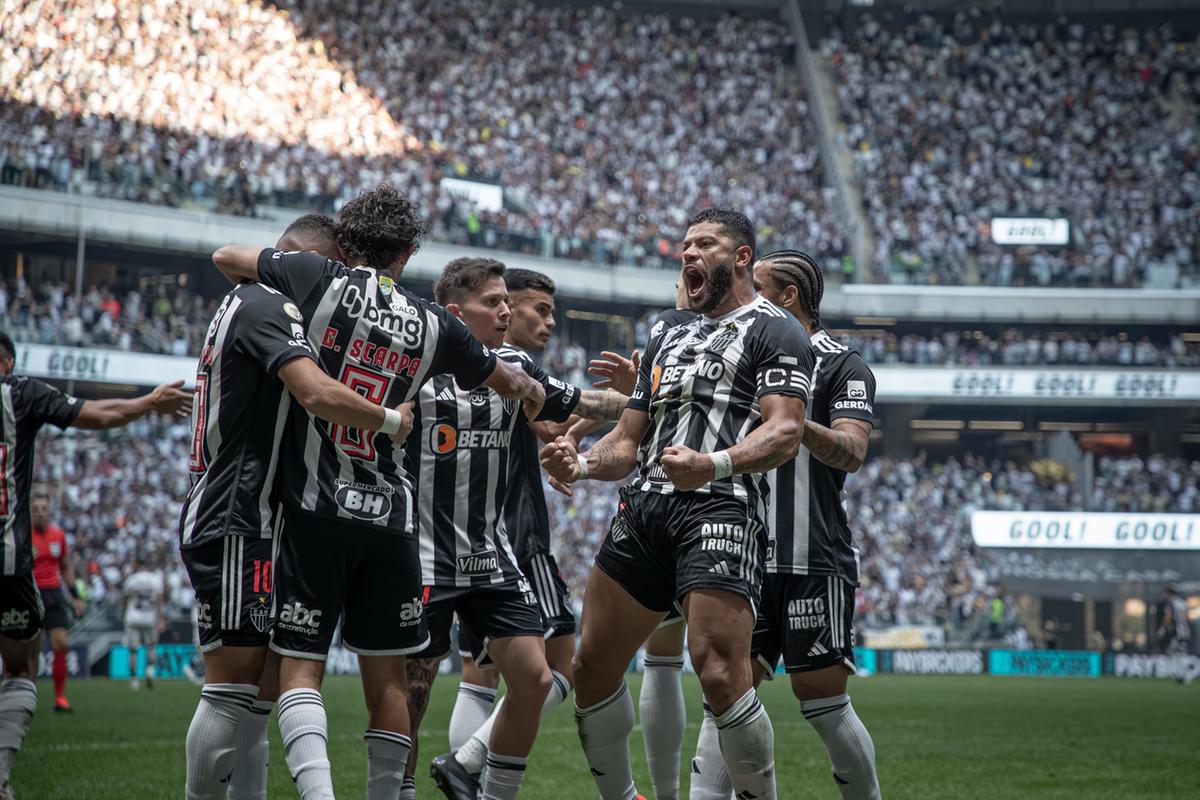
top-left (237, 294), bottom-right (319, 378)
top-left (26, 379), bottom-right (83, 429)
top-left (752, 317), bottom-right (815, 404)
top-left (256, 248), bottom-right (342, 312)
top-left (826, 353), bottom-right (876, 425)
top-left (518, 357), bottom-right (581, 423)
top-left (626, 332), bottom-right (664, 413)
top-left (428, 303), bottom-right (497, 389)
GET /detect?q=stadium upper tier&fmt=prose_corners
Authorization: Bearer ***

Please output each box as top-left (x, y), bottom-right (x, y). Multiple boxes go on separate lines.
top-left (1, 2), bottom-right (1195, 287)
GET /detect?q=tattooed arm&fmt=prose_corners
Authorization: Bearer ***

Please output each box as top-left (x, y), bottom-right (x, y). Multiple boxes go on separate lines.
top-left (529, 389), bottom-right (626, 444)
top-left (660, 394), bottom-right (805, 491)
top-left (802, 418), bottom-right (872, 473)
top-left (540, 407), bottom-right (648, 489)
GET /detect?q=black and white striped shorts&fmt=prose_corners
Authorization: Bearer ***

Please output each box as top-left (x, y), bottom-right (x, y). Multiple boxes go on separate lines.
top-left (519, 552), bottom-right (576, 639)
top-left (182, 535), bottom-right (275, 653)
top-left (751, 573), bottom-right (856, 677)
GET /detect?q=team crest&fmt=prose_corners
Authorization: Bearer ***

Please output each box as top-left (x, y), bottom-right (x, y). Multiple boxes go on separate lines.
top-left (249, 598), bottom-right (270, 633)
top-left (706, 323), bottom-right (740, 356)
top-left (379, 276), bottom-right (394, 295)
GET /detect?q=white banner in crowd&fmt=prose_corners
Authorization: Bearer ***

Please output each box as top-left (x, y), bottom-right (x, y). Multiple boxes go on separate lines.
top-left (972, 511), bottom-right (1200, 551)
top-left (991, 217), bottom-right (1071, 246)
top-left (872, 367), bottom-right (1200, 405)
top-left (15, 343), bottom-right (196, 386)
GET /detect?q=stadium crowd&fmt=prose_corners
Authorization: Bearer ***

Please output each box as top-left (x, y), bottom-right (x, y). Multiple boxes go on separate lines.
top-left (0, 0), bottom-right (844, 264)
top-left (10, 280), bottom-right (1200, 369)
top-left (825, 11), bottom-right (1199, 287)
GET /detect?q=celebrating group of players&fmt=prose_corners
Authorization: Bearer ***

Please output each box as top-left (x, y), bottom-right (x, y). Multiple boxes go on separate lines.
top-left (0, 181), bottom-right (883, 800)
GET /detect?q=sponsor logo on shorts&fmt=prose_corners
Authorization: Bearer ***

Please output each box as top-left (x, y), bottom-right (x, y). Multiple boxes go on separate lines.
top-left (517, 577), bottom-right (538, 606)
top-left (0, 609), bottom-right (30, 630)
top-left (787, 598), bottom-right (827, 631)
top-left (278, 602), bottom-right (323, 635)
top-left (399, 596), bottom-right (423, 627)
top-left (700, 522), bottom-right (746, 555)
top-left (457, 551), bottom-right (500, 577)
top-left (334, 484), bottom-right (392, 521)
top-left (195, 602), bottom-right (213, 631)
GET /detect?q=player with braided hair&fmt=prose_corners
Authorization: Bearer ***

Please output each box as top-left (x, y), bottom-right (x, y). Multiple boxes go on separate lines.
top-left (690, 250), bottom-right (882, 800)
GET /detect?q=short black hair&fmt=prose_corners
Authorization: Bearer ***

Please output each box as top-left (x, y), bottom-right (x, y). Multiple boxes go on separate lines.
top-left (760, 249), bottom-right (825, 327)
top-left (686, 207), bottom-right (755, 258)
top-left (280, 213), bottom-right (336, 247)
top-left (335, 183), bottom-right (430, 268)
top-left (504, 268), bottom-right (555, 296)
top-left (434, 257), bottom-right (507, 305)
top-left (0, 330), bottom-right (14, 362)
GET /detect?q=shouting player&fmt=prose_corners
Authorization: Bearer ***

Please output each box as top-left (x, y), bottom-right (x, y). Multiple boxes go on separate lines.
top-left (30, 491), bottom-right (84, 713)
top-left (0, 332), bottom-right (190, 800)
top-left (181, 212), bottom-right (425, 800)
top-left (542, 209), bottom-right (815, 800)
top-left (691, 251), bottom-right (881, 799)
top-left (212, 184), bottom-right (545, 800)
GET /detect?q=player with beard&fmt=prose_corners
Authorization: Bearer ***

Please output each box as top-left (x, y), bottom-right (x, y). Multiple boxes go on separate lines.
top-left (690, 250), bottom-right (881, 800)
top-left (211, 185), bottom-right (545, 800)
top-left (428, 268), bottom-right (629, 799)
top-left (542, 209), bottom-right (815, 800)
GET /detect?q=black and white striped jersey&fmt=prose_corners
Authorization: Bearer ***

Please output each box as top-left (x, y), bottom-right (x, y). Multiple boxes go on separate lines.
top-left (0, 376), bottom-right (82, 576)
top-left (409, 347), bottom-right (579, 586)
top-left (179, 282), bottom-right (317, 549)
top-left (628, 295), bottom-right (815, 505)
top-left (256, 249), bottom-right (497, 532)
top-left (502, 345), bottom-right (585, 561)
top-left (766, 330), bottom-right (876, 582)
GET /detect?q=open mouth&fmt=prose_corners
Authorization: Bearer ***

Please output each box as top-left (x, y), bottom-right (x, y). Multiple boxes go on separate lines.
top-left (683, 265), bottom-right (707, 302)
top-left (497, 323), bottom-right (509, 334)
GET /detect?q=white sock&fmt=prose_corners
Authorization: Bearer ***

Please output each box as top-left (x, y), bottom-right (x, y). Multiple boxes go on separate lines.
top-left (714, 690), bottom-right (776, 800)
top-left (641, 655), bottom-right (686, 800)
top-left (228, 700), bottom-right (272, 800)
top-left (689, 705), bottom-right (733, 800)
top-left (0, 678), bottom-right (38, 785)
top-left (398, 775), bottom-right (416, 800)
top-left (575, 682), bottom-right (637, 800)
top-left (802, 694), bottom-right (880, 800)
top-left (277, 688), bottom-right (334, 800)
top-left (365, 729), bottom-right (413, 800)
top-left (449, 682), bottom-right (497, 752)
top-left (458, 670), bottom-right (571, 775)
top-left (185, 683), bottom-right (257, 800)
top-left (481, 753), bottom-right (528, 800)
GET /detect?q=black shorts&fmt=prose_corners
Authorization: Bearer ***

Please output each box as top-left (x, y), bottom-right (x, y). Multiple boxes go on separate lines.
top-left (39, 585), bottom-right (73, 631)
top-left (419, 579), bottom-right (543, 666)
top-left (520, 552), bottom-right (576, 638)
top-left (595, 485), bottom-right (767, 615)
top-left (270, 508), bottom-right (427, 661)
top-left (0, 572), bottom-right (44, 640)
top-left (752, 573), bottom-right (856, 677)
top-left (183, 535), bottom-right (275, 653)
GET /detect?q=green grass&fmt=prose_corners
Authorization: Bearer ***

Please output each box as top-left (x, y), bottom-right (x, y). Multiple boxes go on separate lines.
top-left (19, 673), bottom-right (1200, 799)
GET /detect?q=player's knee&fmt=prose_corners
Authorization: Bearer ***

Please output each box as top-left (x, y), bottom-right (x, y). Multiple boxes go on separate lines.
top-left (509, 663), bottom-right (553, 705)
top-left (692, 652), bottom-right (744, 711)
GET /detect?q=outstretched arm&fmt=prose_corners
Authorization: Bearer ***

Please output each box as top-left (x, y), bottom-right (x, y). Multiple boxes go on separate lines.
top-left (481, 359), bottom-right (547, 421)
top-left (72, 381), bottom-right (192, 429)
top-left (277, 358), bottom-right (413, 441)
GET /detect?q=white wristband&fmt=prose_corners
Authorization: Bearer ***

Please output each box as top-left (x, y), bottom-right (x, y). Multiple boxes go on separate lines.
top-left (710, 450), bottom-right (734, 481)
top-left (576, 453), bottom-right (590, 480)
top-left (380, 407), bottom-right (403, 436)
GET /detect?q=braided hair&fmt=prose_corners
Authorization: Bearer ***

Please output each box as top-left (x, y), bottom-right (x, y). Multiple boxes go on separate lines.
top-left (760, 249), bottom-right (824, 328)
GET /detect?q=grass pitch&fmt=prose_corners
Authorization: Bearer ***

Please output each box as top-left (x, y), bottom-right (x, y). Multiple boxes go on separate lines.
top-left (19, 673), bottom-right (1198, 799)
